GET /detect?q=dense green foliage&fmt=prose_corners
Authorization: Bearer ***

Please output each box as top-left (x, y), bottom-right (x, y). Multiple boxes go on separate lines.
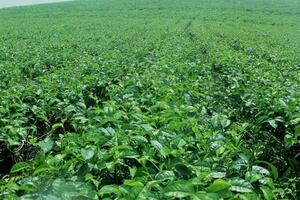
top-left (0, 0), bottom-right (299, 199)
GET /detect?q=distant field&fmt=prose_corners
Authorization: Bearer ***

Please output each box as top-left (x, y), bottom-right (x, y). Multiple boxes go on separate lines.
top-left (0, 0), bottom-right (299, 199)
top-left (0, 0), bottom-right (72, 8)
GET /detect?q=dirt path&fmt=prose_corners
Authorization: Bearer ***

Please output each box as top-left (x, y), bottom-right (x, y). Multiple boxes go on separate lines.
top-left (0, 0), bottom-right (72, 9)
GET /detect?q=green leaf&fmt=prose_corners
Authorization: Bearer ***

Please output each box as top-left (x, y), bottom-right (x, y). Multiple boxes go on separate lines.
top-left (81, 148), bottom-right (95, 160)
top-left (141, 124), bottom-right (153, 131)
top-left (98, 185), bottom-right (128, 196)
top-left (43, 195), bottom-right (61, 200)
top-left (123, 180), bottom-right (144, 187)
top-left (155, 170), bottom-right (175, 181)
top-left (220, 119), bottom-right (231, 128)
top-left (258, 177), bottom-right (274, 188)
top-left (76, 102), bottom-right (87, 109)
top-left (256, 161), bottom-right (278, 179)
top-left (236, 193), bottom-right (258, 200)
top-left (165, 192), bottom-right (192, 198)
top-left (129, 167), bottom-right (137, 178)
top-left (295, 125), bottom-right (300, 136)
top-left (38, 137), bottom-right (54, 153)
top-left (207, 179), bottom-right (231, 192)
top-left (164, 180), bottom-right (194, 194)
top-left (99, 185), bottom-right (119, 195)
top-left (194, 192), bottom-right (219, 200)
top-left (268, 120), bottom-right (277, 129)
top-left (150, 140), bottom-right (163, 152)
top-left (210, 172), bottom-right (226, 179)
top-left (229, 178), bottom-right (253, 193)
top-left (260, 186), bottom-right (273, 200)
top-left (290, 118), bottom-right (300, 125)
top-left (245, 171), bottom-right (262, 183)
top-left (52, 179), bottom-right (76, 196)
top-left (10, 162), bottom-right (30, 173)
top-left (252, 165), bottom-right (270, 175)
top-left (33, 165), bottom-right (53, 175)
top-left (284, 134), bottom-right (294, 148)
top-left (65, 105), bottom-right (76, 113)
top-left (112, 145), bottom-right (133, 151)
top-left (52, 123), bottom-right (64, 129)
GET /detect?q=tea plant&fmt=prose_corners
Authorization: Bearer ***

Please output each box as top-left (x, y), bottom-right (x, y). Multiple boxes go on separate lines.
top-left (0, 0), bottom-right (299, 199)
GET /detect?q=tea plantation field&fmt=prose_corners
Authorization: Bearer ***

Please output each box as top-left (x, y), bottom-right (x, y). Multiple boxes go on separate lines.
top-left (0, 0), bottom-right (299, 199)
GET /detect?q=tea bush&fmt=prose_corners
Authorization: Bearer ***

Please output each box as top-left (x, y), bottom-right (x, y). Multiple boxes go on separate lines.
top-left (0, 0), bottom-right (299, 199)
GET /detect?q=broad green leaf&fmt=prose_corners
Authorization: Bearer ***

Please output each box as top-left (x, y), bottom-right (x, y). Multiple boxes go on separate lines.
top-left (127, 186), bottom-right (147, 199)
top-left (259, 177), bottom-right (274, 188)
top-left (99, 185), bottom-right (128, 196)
top-left (207, 179), bottom-right (231, 192)
top-left (184, 93), bottom-right (193, 105)
top-left (10, 162), bottom-right (30, 173)
top-left (129, 167), bottom-right (137, 178)
top-left (164, 180), bottom-right (194, 194)
top-left (220, 119), bottom-right (231, 128)
top-left (98, 185), bottom-right (119, 195)
top-left (42, 195), bottom-right (61, 200)
top-left (124, 180), bottom-right (144, 187)
top-left (268, 120), bottom-right (277, 129)
top-left (229, 178), bottom-right (253, 193)
top-left (141, 124), bottom-right (153, 131)
top-left (284, 134), bottom-right (294, 148)
top-left (211, 172), bottom-right (226, 178)
top-left (52, 179), bottom-right (76, 196)
top-left (76, 102), bottom-right (87, 109)
top-left (33, 165), bottom-right (54, 175)
top-left (112, 145), bottom-right (133, 151)
top-left (290, 118), bottom-right (300, 125)
top-left (252, 165), bottom-right (270, 175)
top-left (245, 171), bottom-right (262, 183)
top-left (38, 137), bottom-right (54, 153)
top-left (155, 170), bottom-right (175, 181)
top-left (150, 140), bottom-right (163, 152)
top-left (65, 105), bottom-right (76, 113)
top-left (164, 192), bottom-right (192, 198)
top-left (81, 148), bottom-right (95, 160)
top-left (235, 193), bottom-right (259, 200)
top-left (256, 161), bottom-right (278, 179)
top-left (260, 186), bottom-right (273, 200)
top-left (194, 192), bottom-right (219, 200)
